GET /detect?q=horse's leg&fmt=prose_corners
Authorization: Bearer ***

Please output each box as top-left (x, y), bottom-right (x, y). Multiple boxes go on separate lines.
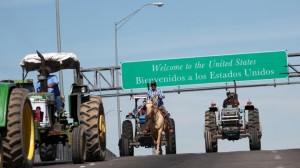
top-left (151, 129), bottom-right (157, 145)
top-left (155, 127), bottom-right (163, 155)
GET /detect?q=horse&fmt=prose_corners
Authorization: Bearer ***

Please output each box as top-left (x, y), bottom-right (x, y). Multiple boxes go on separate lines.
top-left (146, 96), bottom-right (165, 155)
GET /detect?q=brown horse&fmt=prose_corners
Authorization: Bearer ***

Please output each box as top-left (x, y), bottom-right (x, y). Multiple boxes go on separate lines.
top-left (146, 96), bottom-right (165, 155)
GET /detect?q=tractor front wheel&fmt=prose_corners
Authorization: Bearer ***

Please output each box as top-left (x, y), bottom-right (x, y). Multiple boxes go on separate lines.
top-left (249, 128), bottom-right (261, 150)
top-left (119, 138), bottom-right (130, 156)
top-left (166, 118), bottom-right (176, 154)
top-left (39, 143), bottom-right (57, 161)
top-left (119, 120), bottom-right (134, 156)
top-left (204, 131), bottom-right (214, 152)
top-left (72, 126), bottom-right (86, 164)
top-left (3, 88), bottom-right (35, 167)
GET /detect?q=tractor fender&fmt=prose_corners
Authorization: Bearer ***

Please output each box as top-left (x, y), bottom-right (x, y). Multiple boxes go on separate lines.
top-left (0, 83), bottom-right (16, 127)
top-left (244, 105), bottom-right (255, 111)
top-left (68, 84), bottom-right (90, 120)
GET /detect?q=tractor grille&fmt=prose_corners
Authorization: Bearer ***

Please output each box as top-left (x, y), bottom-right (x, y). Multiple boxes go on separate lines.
top-left (223, 111), bottom-right (238, 117)
top-left (221, 108), bottom-right (240, 127)
top-left (222, 120), bottom-right (239, 127)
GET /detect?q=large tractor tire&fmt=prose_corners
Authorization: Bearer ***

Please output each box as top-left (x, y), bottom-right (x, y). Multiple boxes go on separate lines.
top-left (248, 108), bottom-right (261, 150)
top-left (80, 96), bottom-right (106, 161)
top-left (3, 88), bottom-right (35, 168)
top-left (72, 126), bottom-right (86, 164)
top-left (166, 118), bottom-right (176, 154)
top-left (119, 120), bottom-right (134, 156)
top-left (204, 110), bottom-right (218, 153)
top-left (39, 143), bottom-right (57, 161)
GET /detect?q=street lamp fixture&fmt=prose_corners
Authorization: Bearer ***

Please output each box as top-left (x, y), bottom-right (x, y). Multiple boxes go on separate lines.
top-left (114, 2), bottom-right (164, 139)
top-left (152, 2), bottom-right (164, 7)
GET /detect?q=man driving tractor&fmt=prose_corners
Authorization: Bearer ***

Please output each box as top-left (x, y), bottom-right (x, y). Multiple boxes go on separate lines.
top-left (36, 66), bottom-right (64, 113)
top-left (223, 90), bottom-right (240, 108)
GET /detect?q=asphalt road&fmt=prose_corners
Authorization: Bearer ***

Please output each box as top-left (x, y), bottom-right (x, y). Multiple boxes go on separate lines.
top-left (33, 149), bottom-right (300, 168)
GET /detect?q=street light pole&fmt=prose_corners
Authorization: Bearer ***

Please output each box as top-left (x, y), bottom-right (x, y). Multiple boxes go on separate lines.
top-left (114, 21), bottom-right (121, 140)
top-left (114, 2), bottom-right (164, 139)
top-left (56, 0), bottom-right (64, 94)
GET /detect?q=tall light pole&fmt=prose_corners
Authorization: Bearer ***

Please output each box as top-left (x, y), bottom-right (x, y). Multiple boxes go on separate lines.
top-left (114, 2), bottom-right (164, 139)
top-left (56, 0), bottom-right (64, 94)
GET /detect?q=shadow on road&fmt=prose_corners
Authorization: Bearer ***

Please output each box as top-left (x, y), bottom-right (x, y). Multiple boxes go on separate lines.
top-left (34, 160), bottom-right (71, 167)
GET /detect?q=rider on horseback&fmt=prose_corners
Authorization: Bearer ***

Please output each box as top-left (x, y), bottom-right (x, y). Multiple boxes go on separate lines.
top-left (144, 80), bottom-right (174, 133)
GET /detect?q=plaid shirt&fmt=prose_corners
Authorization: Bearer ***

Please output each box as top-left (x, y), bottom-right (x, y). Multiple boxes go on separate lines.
top-left (146, 88), bottom-right (164, 106)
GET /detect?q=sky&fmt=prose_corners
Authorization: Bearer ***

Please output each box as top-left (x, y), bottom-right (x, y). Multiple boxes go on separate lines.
top-left (1, 0), bottom-right (300, 156)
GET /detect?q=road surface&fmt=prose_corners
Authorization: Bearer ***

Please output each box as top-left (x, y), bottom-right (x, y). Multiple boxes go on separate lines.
top-left (34, 149), bottom-right (300, 168)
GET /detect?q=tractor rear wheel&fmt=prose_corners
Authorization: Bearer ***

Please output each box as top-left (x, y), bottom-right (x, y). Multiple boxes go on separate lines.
top-left (119, 120), bottom-right (134, 156)
top-left (204, 110), bottom-right (218, 153)
top-left (166, 118), bottom-right (176, 154)
top-left (3, 88), bottom-right (35, 167)
top-left (248, 108), bottom-right (261, 150)
top-left (39, 143), bottom-right (57, 161)
top-left (80, 96), bottom-right (106, 161)
top-left (72, 126), bottom-right (86, 164)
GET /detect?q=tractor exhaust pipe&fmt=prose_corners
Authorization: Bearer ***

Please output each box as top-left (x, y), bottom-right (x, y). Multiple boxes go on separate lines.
top-left (36, 50), bottom-right (48, 92)
top-left (233, 80), bottom-right (239, 107)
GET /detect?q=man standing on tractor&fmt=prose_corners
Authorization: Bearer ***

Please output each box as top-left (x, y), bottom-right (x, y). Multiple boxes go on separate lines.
top-left (144, 80), bottom-right (174, 133)
top-left (223, 90), bottom-right (240, 108)
top-left (36, 66), bottom-right (63, 113)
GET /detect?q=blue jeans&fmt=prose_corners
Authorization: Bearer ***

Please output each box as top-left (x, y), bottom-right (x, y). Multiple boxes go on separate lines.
top-left (158, 98), bottom-right (164, 106)
top-left (56, 96), bottom-right (63, 110)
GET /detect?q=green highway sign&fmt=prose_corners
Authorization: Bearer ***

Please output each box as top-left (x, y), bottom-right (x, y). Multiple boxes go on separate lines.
top-left (121, 50), bottom-right (288, 89)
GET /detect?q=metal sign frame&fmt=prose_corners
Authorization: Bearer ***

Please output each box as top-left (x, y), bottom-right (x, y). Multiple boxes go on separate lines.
top-left (80, 52), bottom-right (300, 98)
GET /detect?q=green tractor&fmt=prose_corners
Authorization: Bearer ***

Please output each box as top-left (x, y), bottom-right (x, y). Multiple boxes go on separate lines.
top-left (0, 80), bottom-right (35, 167)
top-left (20, 51), bottom-right (106, 164)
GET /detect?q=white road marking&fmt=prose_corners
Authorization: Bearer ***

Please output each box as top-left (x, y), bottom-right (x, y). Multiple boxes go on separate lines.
top-left (274, 155), bottom-right (282, 160)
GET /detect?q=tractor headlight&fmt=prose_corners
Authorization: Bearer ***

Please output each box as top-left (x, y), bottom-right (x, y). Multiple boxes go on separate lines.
top-left (71, 85), bottom-right (90, 94)
top-left (81, 86), bottom-right (87, 93)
